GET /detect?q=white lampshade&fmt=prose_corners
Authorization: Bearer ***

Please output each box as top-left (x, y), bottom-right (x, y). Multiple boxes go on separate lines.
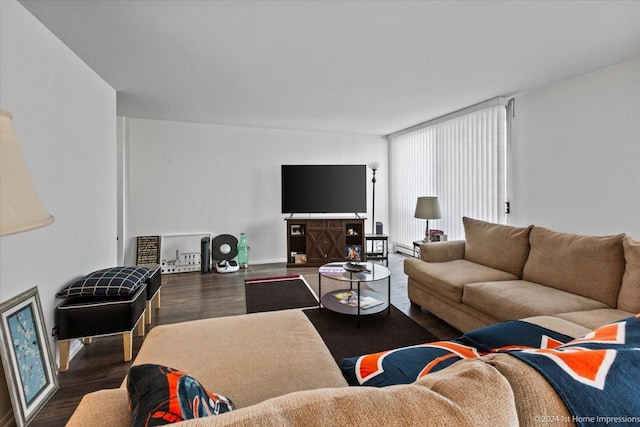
top-left (368, 162), bottom-right (380, 171)
top-left (414, 196), bottom-right (441, 219)
top-left (0, 110), bottom-right (54, 236)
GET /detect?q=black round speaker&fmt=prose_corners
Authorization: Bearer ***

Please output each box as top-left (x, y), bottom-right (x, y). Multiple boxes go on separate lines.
top-left (211, 234), bottom-right (238, 261)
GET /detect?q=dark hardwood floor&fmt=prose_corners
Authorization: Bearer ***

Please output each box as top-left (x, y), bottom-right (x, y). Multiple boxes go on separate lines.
top-left (31, 252), bottom-right (459, 426)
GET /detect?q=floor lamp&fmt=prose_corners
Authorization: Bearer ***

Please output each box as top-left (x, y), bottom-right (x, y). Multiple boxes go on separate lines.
top-left (414, 196), bottom-right (441, 242)
top-left (368, 162), bottom-right (379, 234)
top-left (1, 109), bottom-right (56, 426)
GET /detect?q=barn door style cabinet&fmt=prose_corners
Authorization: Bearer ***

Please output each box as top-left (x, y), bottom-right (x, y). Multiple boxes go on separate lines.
top-left (285, 218), bottom-right (365, 267)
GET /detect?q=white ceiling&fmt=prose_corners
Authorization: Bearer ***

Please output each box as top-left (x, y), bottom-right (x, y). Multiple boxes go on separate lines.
top-left (19, 0), bottom-right (640, 136)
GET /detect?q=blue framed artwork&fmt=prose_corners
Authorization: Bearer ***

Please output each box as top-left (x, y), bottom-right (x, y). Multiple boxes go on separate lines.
top-left (0, 287), bottom-right (58, 427)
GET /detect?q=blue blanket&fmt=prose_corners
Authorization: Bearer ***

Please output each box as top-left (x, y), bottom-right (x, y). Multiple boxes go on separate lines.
top-left (341, 319), bottom-right (573, 386)
top-left (509, 314), bottom-right (640, 427)
top-left (341, 315), bottom-right (640, 426)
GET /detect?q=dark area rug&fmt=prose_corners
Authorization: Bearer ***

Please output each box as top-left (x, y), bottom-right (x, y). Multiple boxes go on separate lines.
top-left (303, 306), bottom-right (439, 364)
top-left (245, 275), bottom-right (438, 364)
top-left (245, 275), bottom-right (318, 313)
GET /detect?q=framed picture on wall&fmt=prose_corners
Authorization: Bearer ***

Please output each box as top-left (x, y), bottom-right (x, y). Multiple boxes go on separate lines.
top-left (0, 287), bottom-right (58, 427)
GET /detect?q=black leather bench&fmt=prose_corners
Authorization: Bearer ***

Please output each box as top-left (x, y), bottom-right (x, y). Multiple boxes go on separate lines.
top-left (56, 284), bottom-right (147, 372)
top-left (143, 265), bottom-right (162, 324)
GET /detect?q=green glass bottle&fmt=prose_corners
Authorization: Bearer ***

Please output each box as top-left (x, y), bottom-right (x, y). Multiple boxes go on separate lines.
top-left (237, 233), bottom-right (249, 269)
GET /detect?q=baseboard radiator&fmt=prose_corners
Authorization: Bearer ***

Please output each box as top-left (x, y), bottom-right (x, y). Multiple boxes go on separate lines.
top-left (393, 242), bottom-right (415, 257)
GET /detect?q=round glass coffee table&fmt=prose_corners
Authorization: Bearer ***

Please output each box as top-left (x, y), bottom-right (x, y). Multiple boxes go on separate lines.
top-left (318, 262), bottom-right (392, 328)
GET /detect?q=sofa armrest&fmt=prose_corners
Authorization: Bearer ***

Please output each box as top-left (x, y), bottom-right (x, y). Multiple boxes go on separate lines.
top-left (420, 240), bottom-right (465, 262)
top-left (67, 389), bottom-right (130, 427)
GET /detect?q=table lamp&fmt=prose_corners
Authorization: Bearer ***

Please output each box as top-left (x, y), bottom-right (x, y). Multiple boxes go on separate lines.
top-left (1, 110), bottom-right (54, 236)
top-left (414, 196), bottom-right (441, 242)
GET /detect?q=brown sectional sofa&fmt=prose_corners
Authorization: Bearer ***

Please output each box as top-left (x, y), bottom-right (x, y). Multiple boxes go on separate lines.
top-left (68, 309), bottom-right (598, 427)
top-left (405, 217), bottom-right (639, 332)
top-left (66, 223), bottom-right (640, 426)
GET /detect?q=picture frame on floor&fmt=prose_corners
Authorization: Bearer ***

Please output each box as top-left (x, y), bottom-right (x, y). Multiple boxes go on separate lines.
top-left (0, 287), bottom-right (58, 427)
top-left (160, 233), bottom-right (210, 274)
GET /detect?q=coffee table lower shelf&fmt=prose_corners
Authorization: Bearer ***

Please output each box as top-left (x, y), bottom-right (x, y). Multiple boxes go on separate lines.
top-left (320, 289), bottom-right (390, 327)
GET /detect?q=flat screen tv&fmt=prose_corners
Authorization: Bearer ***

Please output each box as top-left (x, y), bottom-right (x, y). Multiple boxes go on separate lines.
top-left (281, 164), bottom-right (367, 214)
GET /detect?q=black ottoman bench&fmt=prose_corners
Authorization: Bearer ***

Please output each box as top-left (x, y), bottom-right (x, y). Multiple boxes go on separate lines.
top-left (56, 284), bottom-right (147, 372)
top-left (55, 266), bottom-right (155, 372)
top-left (143, 265), bottom-right (162, 325)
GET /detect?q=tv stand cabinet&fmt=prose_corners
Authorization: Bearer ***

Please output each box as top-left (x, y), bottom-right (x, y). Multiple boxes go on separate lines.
top-left (286, 218), bottom-right (365, 267)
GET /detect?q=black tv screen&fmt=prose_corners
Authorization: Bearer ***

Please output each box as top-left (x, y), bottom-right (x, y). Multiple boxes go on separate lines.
top-left (281, 165), bottom-right (367, 214)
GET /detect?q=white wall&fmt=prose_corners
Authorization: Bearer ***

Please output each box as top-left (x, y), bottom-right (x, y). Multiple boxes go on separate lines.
top-left (511, 57), bottom-right (640, 237)
top-left (124, 118), bottom-right (387, 265)
top-left (0, 1), bottom-right (117, 424)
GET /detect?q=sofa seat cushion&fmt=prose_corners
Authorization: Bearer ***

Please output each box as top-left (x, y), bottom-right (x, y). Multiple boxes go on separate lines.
top-left (554, 308), bottom-right (636, 330)
top-left (404, 258), bottom-right (517, 302)
top-left (462, 280), bottom-right (609, 321)
top-left (128, 309), bottom-right (347, 409)
top-left (522, 226), bottom-right (625, 307)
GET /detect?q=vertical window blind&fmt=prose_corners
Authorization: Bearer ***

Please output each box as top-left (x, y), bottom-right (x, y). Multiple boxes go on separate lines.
top-left (388, 103), bottom-right (508, 248)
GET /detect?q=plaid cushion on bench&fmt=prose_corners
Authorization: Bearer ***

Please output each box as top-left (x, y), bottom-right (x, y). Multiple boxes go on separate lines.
top-left (56, 266), bottom-right (150, 298)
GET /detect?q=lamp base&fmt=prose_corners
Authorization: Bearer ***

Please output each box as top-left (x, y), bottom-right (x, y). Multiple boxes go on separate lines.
top-left (423, 220), bottom-right (430, 243)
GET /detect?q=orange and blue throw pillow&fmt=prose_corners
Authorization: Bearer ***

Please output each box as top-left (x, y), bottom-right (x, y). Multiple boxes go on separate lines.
top-left (127, 364), bottom-right (235, 427)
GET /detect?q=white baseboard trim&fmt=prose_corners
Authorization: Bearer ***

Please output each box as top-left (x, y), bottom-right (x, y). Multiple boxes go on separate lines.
top-left (250, 258), bottom-right (287, 265)
top-left (0, 409), bottom-right (16, 427)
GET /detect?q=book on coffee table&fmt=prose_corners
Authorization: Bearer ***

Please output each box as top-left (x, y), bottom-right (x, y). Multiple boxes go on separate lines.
top-left (333, 291), bottom-right (383, 309)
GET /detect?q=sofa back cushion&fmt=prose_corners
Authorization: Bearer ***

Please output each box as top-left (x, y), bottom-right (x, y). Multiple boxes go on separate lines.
top-left (463, 217), bottom-right (533, 277)
top-left (618, 237), bottom-right (640, 313)
top-left (522, 227), bottom-right (625, 307)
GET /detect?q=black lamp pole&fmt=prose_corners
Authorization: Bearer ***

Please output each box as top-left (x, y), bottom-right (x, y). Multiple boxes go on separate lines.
top-left (371, 167), bottom-right (377, 234)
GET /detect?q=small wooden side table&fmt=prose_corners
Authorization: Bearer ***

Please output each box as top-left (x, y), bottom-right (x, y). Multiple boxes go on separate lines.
top-left (365, 233), bottom-right (389, 266)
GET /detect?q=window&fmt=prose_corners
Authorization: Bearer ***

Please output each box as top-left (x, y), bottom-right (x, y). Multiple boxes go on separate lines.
top-left (388, 100), bottom-right (510, 248)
